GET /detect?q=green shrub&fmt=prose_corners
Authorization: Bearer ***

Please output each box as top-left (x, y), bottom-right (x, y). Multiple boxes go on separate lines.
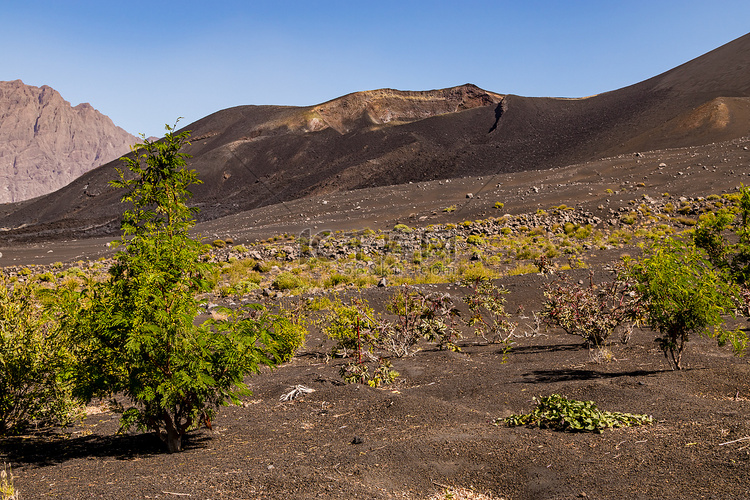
top-left (508, 263), bottom-right (538, 276)
top-left (212, 239), bottom-right (227, 248)
top-left (466, 234), bottom-right (485, 246)
top-left (320, 299), bottom-right (377, 357)
top-left (620, 214), bottom-right (637, 225)
top-left (272, 272), bottom-right (304, 291)
top-left (503, 394), bottom-right (652, 433)
top-left (628, 237), bottom-right (738, 369)
top-left (269, 307), bottom-right (307, 363)
top-left (0, 278), bottom-right (81, 435)
top-left (323, 272), bottom-right (352, 288)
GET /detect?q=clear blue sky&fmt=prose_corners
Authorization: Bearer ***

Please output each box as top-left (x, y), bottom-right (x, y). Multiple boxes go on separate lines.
top-left (3, 0), bottom-right (749, 138)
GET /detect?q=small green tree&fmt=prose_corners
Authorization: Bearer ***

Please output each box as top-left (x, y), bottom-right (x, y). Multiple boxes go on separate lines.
top-left (628, 237), bottom-right (738, 370)
top-left (73, 123), bottom-right (279, 452)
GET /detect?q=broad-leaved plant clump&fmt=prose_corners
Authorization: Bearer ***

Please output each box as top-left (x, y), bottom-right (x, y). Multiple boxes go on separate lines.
top-left (503, 394), bottom-right (652, 433)
top-left (72, 124), bottom-right (281, 452)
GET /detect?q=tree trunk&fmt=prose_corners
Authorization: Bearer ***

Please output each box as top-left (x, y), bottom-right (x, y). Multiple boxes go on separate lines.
top-left (158, 413), bottom-right (183, 453)
top-left (164, 424), bottom-right (182, 453)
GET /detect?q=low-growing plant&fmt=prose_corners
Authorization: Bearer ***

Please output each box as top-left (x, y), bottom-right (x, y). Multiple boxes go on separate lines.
top-left (272, 272), bottom-right (304, 291)
top-left (0, 463), bottom-right (18, 500)
top-left (462, 277), bottom-right (517, 356)
top-left (620, 214), bottom-right (637, 225)
top-left (502, 394), bottom-right (652, 433)
top-left (466, 234), bottom-right (485, 246)
top-left (340, 358), bottom-right (399, 387)
top-left (507, 263), bottom-right (538, 276)
top-left (541, 271), bottom-right (642, 347)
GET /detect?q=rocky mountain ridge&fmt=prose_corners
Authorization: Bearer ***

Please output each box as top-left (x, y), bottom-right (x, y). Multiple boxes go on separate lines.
top-left (0, 80), bottom-right (137, 203)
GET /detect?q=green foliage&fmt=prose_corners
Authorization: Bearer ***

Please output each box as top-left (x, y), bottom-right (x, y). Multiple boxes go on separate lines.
top-left (693, 188), bottom-right (750, 285)
top-left (272, 272), bottom-right (304, 291)
top-left (620, 214), bottom-right (637, 225)
top-left (0, 277), bottom-right (81, 435)
top-left (466, 234), bottom-right (485, 246)
top-left (211, 239), bottom-right (227, 248)
top-left (268, 305), bottom-right (307, 363)
top-left (627, 237), bottom-right (737, 370)
top-left (503, 394), bottom-right (652, 433)
top-left (494, 202), bottom-right (504, 210)
top-left (340, 359), bottom-right (399, 387)
top-left (0, 463), bottom-right (18, 500)
top-left (72, 124), bottom-right (279, 453)
top-left (462, 277), bottom-right (516, 354)
top-left (393, 224), bottom-right (412, 233)
top-left (323, 272), bottom-right (352, 288)
top-left (320, 298), bottom-right (378, 357)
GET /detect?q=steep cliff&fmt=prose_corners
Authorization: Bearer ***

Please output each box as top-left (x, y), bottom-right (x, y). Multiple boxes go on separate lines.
top-left (0, 80), bottom-right (137, 203)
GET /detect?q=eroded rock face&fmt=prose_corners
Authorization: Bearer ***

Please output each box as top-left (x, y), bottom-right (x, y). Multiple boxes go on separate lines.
top-left (0, 80), bottom-right (137, 203)
top-left (308, 84), bottom-right (504, 134)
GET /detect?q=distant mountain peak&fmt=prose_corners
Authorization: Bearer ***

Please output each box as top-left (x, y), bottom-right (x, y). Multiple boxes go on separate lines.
top-left (0, 80), bottom-right (137, 203)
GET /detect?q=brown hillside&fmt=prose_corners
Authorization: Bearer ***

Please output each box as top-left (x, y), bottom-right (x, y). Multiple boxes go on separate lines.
top-left (1, 33), bottom-right (750, 240)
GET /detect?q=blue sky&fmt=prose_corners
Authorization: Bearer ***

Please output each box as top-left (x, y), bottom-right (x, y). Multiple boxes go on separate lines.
top-left (3, 1), bottom-right (749, 138)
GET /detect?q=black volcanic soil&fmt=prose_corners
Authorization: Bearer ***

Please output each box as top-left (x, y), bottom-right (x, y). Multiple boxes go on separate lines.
top-left (3, 274), bottom-right (749, 500)
top-left (2, 137), bottom-right (750, 499)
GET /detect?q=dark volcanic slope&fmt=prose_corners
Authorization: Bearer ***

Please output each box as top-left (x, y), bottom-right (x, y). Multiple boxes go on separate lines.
top-left (1, 33), bottom-right (750, 240)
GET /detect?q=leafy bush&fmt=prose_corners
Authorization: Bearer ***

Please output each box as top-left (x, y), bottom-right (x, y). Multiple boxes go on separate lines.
top-left (462, 277), bottom-right (516, 352)
top-left (320, 298), bottom-right (378, 357)
top-left (380, 287), bottom-right (462, 355)
top-left (268, 306), bottom-right (307, 363)
top-left (541, 271), bottom-right (641, 347)
top-left (272, 272), bottom-right (304, 291)
top-left (466, 234), bottom-right (485, 246)
top-left (627, 237), bottom-right (738, 369)
top-left (503, 394), bottom-right (652, 433)
top-left (340, 359), bottom-right (399, 387)
top-left (323, 272), bottom-right (352, 288)
top-left (0, 278), bottom-right (81, 435)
